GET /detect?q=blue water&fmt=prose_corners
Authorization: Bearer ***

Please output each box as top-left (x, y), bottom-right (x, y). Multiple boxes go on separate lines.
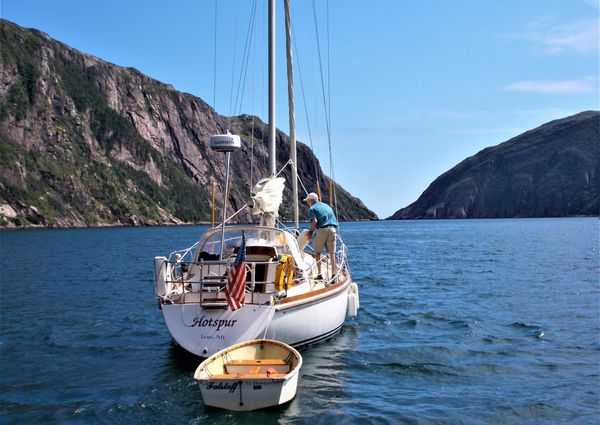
top-left (1, 218), bottom-right (598, 424)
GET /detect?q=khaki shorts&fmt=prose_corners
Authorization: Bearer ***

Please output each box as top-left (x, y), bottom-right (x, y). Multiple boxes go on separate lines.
top-left (313, 227), bottom-right (336, 254)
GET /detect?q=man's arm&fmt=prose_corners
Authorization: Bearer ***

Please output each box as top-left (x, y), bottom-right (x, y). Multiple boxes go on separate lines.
top-left (308, 218), bottom-right (317, 239)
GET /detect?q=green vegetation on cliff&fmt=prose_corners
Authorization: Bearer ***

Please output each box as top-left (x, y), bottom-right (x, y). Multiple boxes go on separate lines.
top-left (0, 19), bottom-right (377, 227)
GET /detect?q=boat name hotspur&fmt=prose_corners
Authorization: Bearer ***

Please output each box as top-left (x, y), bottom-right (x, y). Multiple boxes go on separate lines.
top-left (191, 316), bottom-right (237, 331)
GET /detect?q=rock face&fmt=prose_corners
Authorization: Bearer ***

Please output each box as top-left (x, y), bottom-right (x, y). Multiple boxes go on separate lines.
top-left (0, 19), bottom-right (377, 227)
top-left (389, 111), bottom-right (599, 219)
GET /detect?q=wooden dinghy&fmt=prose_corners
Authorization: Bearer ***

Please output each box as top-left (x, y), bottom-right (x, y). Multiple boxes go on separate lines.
top-left (193, 339), bottom-right (303, 411)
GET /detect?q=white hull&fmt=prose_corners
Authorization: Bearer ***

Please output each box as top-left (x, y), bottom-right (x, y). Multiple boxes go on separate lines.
top-left (198, 370), bottom-right (300, 411)
top-left (154, 0), bottom-right (360, 366)
top-left (162, 277), bottom-right (350, 357)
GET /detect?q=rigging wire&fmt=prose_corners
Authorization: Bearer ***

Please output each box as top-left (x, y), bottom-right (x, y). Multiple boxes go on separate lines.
top-left (326, 0), bottom-right (331, 133)
top-left (249, 0), bottom-right (261, 191)
top-left (233, 0), bottom-right (258, 116)
top-left (227, 2), bottom-right (240, 130)
top-left (291, 19), bottom-right (322, 200)
top-left (325, 0), bottom-right (340, 221)
top-left (250, 40), bottom-right (256, 190)
top-left (311, 0), bottom-right (337, 211)
top-left (311, 0), bottom-right (330, 142)
top-left (259, 1), bottom-right (267, 188)
top-left (212, 0), bottom-right (217, 110)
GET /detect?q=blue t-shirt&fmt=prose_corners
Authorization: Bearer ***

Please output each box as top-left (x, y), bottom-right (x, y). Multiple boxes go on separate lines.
top-left (308, 202), bottom-right (338, 228)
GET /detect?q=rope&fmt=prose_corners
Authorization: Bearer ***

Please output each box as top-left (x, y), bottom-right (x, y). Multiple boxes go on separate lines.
top-left (296, 167), bottom-right (310, 196)
top-left (214, 204), bottom-right (248, 227)
top-left (168, 241), bottom-right (199, 262)
top-left (261, 305), bottom-right (276, 339)
top-left (274, 216), bottom-right (295, 233)
top-left (275, 159), bottom-right (293, 178)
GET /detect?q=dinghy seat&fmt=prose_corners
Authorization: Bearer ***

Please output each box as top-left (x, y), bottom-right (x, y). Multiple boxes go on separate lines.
top-left (227, 359), bottom-right (286, 365)
top-left (210, 371), bottom-right (286, 379)
top-left (224, 358), bottom-right (291, 374)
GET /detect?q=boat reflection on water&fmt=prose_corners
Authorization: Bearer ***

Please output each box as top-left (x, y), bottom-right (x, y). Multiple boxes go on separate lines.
top-left (164, 342), bottom-right (203, 374)
top-left (280, 324), bottom-right (360, 418)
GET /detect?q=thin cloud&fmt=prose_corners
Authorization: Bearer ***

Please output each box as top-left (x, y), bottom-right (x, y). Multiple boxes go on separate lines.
top-left (385, 108), bottom-right (588, 123)
top-left (581, 0), bottom-right (600, 10)
top-left (503, 77), bottom-right (597, 94)
top-left (519, 17), bottom-right (599, 54)
top-left (339, 108), bottom-right (591, 140)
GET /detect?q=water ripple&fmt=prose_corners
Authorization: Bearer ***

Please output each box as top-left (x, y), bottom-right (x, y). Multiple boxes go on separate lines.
top-left (1, 219), bottom-right (599, 424)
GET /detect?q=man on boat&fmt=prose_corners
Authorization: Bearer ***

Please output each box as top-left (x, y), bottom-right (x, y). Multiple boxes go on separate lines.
top-left (304, 192), bottom-right (338, 281)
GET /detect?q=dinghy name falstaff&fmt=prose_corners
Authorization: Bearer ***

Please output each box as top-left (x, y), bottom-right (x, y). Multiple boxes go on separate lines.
top-left (205, 381), bottom-right (239, 393)
top-left (190, 316), bottom-right (237, 331)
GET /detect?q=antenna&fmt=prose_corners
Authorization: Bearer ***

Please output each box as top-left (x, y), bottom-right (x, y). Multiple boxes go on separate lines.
top-left (210, 132), bottom-right (242, 259)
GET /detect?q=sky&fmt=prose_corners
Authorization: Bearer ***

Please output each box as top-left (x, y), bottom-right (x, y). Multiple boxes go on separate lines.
top-left (2, 0), bottom-right (598, 218)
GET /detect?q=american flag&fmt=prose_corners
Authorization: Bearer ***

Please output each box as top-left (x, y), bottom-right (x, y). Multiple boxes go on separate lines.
top-left (225, 232), bottom-right (247, 311)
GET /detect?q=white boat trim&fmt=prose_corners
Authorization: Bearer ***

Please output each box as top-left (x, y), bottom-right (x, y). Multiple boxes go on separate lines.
top-left (276, 275), bottom-right (351, 311)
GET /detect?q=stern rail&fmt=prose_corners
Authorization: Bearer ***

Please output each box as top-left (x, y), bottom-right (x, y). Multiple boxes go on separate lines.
top-left (156, 258), bottom-right (302, 307)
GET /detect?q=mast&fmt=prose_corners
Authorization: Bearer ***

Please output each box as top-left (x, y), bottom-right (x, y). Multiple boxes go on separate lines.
top-left (268, 0), bottom-right (276, 176)
top-left (284, 0), bottom-right (299, 228)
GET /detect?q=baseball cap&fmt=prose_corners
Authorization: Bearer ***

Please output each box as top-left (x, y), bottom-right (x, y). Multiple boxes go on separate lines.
top-left (303, 192), bottom-right (319, 202)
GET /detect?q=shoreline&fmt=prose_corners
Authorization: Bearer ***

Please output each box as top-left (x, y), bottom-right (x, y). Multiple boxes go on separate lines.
top-left (1, 215), bottom-right (596, 231)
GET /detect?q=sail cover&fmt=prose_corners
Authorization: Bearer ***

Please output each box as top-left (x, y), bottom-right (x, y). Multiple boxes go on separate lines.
top-left (249, 177), bottom-right (286, 223)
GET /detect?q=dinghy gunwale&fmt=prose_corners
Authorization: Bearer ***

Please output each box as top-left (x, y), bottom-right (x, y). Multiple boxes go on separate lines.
top-left (194, 339), bottom-right (303, 382)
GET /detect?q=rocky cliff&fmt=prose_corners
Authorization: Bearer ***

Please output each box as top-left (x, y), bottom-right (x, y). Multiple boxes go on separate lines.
top-left (389, 111), bottom-right (599, 219)
top-left (0, 19), bottom-right (377, 227)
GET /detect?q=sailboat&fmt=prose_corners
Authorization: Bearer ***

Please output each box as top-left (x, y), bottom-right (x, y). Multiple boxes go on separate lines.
top-left (153, 0), bottom-right (360, 358)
